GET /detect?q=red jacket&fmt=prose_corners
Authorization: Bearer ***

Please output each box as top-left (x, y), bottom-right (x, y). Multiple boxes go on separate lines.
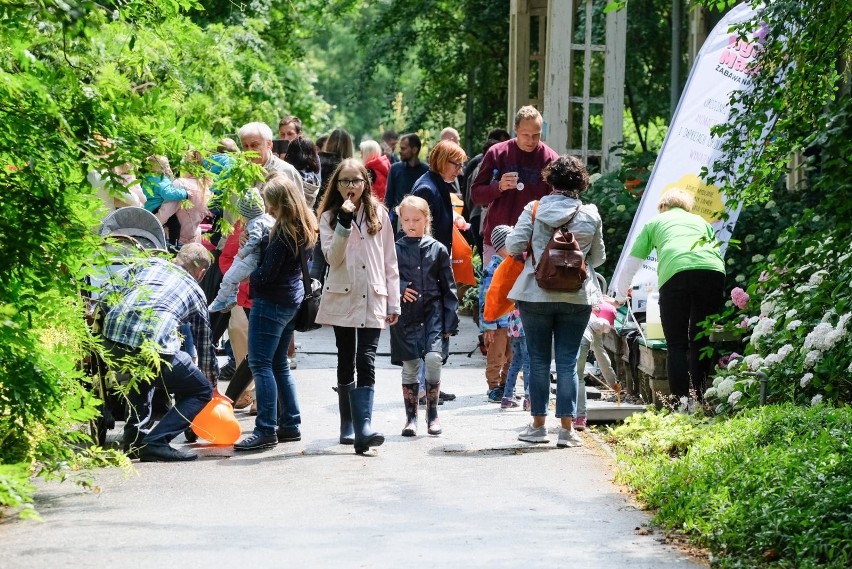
top-left (365, 154), bottom-right (391, 202)
top-left (218, 220), bottom-right (252, 309)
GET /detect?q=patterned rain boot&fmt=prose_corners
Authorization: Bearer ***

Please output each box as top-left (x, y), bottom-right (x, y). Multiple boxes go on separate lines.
top-left (426, 382), bottom-right (442, 435)
top-left (401, 384), bottom-right (418, 437)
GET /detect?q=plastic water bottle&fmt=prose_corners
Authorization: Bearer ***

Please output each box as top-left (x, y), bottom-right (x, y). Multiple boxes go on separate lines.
top-left (644, 292), bottom-right (665, 340)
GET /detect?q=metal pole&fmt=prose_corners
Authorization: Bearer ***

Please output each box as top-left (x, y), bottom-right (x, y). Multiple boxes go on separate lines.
top-left (671, 0), bottom-right (682, 119)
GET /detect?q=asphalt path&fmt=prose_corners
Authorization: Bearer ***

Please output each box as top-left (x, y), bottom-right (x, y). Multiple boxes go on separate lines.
top-left (0, 317), bottom-right (706, 568)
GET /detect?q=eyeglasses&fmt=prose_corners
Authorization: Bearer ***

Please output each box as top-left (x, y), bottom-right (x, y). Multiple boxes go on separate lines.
top-left (338, 178), bottom-right (366, 188)
top-left (450, 161), bottom-right (464, 170)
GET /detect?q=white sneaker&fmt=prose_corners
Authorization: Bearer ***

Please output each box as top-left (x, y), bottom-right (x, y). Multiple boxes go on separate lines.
top-left (557, 428), bottom-right (583, 448)
top-left (518, 424), bottom-right (549, 443)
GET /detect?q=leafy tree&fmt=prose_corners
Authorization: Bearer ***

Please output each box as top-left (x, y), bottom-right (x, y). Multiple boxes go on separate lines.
top-left (0, 0), bottom-right (327, 516)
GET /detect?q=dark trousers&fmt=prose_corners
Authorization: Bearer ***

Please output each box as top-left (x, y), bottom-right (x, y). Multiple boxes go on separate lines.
top-left (332, 326), bottom-right (382, 387)
top-left (658, 269), bottom-right (725, 398)
top-left (107, 340), bottom-right (213, 448)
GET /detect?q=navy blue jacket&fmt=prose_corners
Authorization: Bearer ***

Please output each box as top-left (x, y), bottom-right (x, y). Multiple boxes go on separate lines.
top-left (390, 236), bottom-right (459, 365)
top-left (250, 231), bottom-right (305, 307)
top-left (412, 171), bottom-right (455, 253)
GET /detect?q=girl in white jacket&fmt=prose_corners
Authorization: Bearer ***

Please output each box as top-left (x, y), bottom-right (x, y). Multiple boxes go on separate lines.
top-left (315, 158), bottom-right (401, 454)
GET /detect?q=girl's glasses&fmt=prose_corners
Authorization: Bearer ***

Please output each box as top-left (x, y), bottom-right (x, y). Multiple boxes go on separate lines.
top-left (338, 178), bottom-right (366, 188)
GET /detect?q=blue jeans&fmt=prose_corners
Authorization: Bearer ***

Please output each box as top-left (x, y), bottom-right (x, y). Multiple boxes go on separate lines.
top-left (517, 301), bottom-right (591, 418)
top-left (505, 335), bottom-right (530, 399)
top-left (248, 299), bottom-right (301, 436)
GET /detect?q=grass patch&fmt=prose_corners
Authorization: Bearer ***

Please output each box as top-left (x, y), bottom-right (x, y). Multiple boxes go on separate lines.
top-left (605, 404), bottom-right (852, 568)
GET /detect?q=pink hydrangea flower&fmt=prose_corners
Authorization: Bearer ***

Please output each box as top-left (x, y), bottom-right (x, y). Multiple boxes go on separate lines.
top-left (731, 287), bottom-right (750, 309)
top-left (737, 317), bottom-right (750, 329)
top-left (758, 270), bottom-right (770, 282)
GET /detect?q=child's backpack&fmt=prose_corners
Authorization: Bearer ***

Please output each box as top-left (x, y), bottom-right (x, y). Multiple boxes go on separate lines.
top-left (529, 205), bottom-right (588, 292)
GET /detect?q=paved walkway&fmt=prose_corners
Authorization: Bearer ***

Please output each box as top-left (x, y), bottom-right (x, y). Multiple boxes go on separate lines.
top-left (0, 318), bottom-right (705, 568)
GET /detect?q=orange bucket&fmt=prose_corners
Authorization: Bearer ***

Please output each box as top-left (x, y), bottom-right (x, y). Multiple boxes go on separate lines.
top-left (191, 392), bottom-right (242, 445)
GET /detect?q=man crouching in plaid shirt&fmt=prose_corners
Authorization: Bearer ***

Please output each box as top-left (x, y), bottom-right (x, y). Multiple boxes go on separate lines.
top-left (102, 243), bottom-right (218, 462)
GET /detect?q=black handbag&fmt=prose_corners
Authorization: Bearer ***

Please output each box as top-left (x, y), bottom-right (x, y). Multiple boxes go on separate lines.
top-left (293, 244), bottom-right (322, 332)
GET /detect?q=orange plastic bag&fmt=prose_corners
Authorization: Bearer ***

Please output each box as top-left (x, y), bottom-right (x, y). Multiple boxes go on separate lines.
top-left (191, 392), bottom-right (242, 445)
top-left (484, 255), bottom-right (525, 321)
top-left (451, 225), bottom-right (476, 286)
top-left (483, 201), bottom-right (538, 322)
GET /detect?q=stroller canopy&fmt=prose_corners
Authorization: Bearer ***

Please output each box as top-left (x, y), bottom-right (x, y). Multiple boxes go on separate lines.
top-left (98, 207), bottom-right (167, 251)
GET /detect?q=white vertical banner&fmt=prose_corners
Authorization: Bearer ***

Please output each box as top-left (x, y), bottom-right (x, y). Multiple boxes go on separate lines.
top-left (610, 2), bottom-right (768, 310)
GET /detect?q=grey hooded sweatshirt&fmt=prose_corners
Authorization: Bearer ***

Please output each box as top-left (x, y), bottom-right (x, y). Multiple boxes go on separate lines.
top-left (505, 194), bottom-right (606, 305)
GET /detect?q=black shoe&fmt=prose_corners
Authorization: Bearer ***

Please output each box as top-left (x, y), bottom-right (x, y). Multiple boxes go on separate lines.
top-left (139, 444), bottom-right (198, 462)
top-left (234, 433), bottom-right (278, 451)
top-left (439, 391), bottom-right (456, 402)
top-left (218, 361), bottom-right (236, 383)
top-left (184, 427), bottom-right (198, 443)
top-left (277, 427), bottom-right (301, 442)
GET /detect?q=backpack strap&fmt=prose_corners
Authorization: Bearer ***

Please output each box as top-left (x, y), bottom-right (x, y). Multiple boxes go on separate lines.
top-left (525, 201), bottom-right (539, 262)
top-left (529, 203), bottom-right (582, 268)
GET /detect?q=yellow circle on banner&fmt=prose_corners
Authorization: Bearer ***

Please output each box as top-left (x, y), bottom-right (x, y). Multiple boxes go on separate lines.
top-left (662, 175), bottom-right (725, 223)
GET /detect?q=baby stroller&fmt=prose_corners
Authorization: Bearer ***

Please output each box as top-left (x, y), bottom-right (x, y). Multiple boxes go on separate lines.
top-left (84, 207), bottom-right (168, 445)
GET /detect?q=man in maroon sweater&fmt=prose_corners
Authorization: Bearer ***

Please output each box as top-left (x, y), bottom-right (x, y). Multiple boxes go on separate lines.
top-left (471, 106), bottom-right (559, 266)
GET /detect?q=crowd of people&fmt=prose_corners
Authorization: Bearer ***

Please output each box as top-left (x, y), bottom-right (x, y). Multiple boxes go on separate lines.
top-left (95, 105), bottom-right (725, 461)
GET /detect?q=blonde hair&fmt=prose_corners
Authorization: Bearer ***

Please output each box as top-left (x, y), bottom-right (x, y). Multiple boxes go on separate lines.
top-left (397, 195), bottom-right (432, 235)
top-left (317, 158), bottom-right (383, 236)
top-left (263, 173), bottom-right (319, 248)
top-left (428, 140), bottom-right (467, 173)
top-left (147, 155), bottom-right (173, 179)
top-left (174, 242), bottom-right (212, 271)
top-left (514, 105), bottom-right (542, 128)
top-left (360, 139), bottom-right (382, 163)
top-left (658, 188), bottom-right (695, 212)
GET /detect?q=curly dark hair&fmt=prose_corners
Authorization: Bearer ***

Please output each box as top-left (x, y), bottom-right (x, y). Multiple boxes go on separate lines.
top-left (541, 155), bottom-right (589, 197)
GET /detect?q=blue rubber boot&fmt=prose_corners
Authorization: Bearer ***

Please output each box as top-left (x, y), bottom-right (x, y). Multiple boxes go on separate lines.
top-left (337, 381), bottom-right (355, 445)
top-left (349, 386), bottom-right (385, 454)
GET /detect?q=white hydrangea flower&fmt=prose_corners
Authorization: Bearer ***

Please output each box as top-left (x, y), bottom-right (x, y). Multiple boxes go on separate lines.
top-left (777, 235), bottom-right (787, 245)
top-left (796, 263), bottom-right (814, 275)
top-left (778, 344), bottom-right (794, 357)
top-left (765, 200), bottom-right (776, 209)
top-left (795, 285), bottom-right (813, 294)
top-left (803, 315), bottom-right (849, 353)
top-left (804, 246), bottom-right (815, 256)
top-left (616, 204), bottom-right (626, 212)
top-left (717, 377), bottom-right (736, 398)
top-left (728, 390), bottom-right (743, 407)
top-left (764, 353), bottom-right (783, 366)
top-left (743, 354), bottom-right (764, 370)
top-left (800, 373), bottom-right (813, 388)
top-left (767, 253), bottom-right (776, 262)
top-left (760, 300), bottom-right (776, 316)
top-left (786, 319), bottom-right (802, 331)
top-left (812, 215), bottom-right (821, 222)
top-left (838, 253), bottom-right (850, 264)
top-left (736, 273), bottom-right (746, 283)
top-left (808, 271), bottom-right (827, 287)
top-left (727, 258), bottom-right (736, 266)
top-left (704, 387), bottom-right (718, 400)
top-left (751, 317), bottom-right (777, 346)
top-left (751, 254), bottom-right (765, 263)
top-left (749, 315), bottom-right (760, 325)
top-left (811, 394), bottom-right (823, 406)
top-left (745, 234), bottom-right (755, 243)
top-left (803, 350), bottom-right (822, 369)
top-left (727, 358), bottom-right (741, 371)
top-left (785, 309), bottom-right (797, 319)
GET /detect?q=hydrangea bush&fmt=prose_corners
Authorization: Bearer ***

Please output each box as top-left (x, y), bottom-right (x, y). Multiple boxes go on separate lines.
top-left (705, 203), bottom-right (852, 414)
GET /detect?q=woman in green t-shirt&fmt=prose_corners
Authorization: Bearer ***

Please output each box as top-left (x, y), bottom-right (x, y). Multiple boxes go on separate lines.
top-left (612, 188), bottom-right (725, 402)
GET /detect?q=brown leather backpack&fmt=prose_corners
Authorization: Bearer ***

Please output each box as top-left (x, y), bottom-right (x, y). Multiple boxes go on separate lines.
top-left (529, 205), bottom-right (588, 292)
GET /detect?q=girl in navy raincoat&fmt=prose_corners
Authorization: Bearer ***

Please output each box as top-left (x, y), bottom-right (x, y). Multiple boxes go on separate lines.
top-left (391, 196), bottom-right (459, 437)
